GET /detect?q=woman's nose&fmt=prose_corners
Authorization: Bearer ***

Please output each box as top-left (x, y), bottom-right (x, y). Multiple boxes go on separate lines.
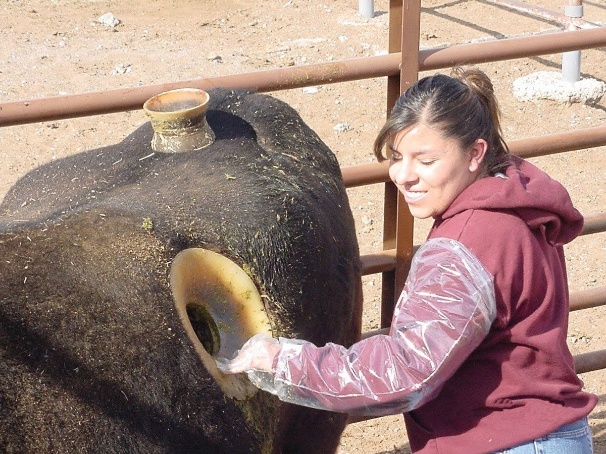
top-left (391, 159), bottom-right (417, 185)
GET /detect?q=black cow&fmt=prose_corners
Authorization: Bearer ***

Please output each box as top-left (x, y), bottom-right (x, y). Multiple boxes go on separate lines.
top-left (0, 88), bottom-right (362, 453)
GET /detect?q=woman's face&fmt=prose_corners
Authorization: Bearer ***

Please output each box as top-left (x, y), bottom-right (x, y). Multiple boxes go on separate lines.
top-left (388, 123), bottom-right (487, 219)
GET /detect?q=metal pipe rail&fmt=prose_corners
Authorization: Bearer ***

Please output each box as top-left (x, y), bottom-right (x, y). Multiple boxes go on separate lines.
top-left (359, 252), bottom-right (606, 304)
top-left (359, 210), bottom-right (606, 276)
top-left (576, 349), bottom-right (606, 374)
top-left (2, 27), bottom-right (606, 127)
top-left (362, 283), bottom-right (606, 335)
top-left (341, 125), bottom-right (606, 188)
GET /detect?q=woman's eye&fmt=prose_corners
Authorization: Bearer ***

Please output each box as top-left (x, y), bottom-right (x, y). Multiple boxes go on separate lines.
top-left (420, 159), bottom-right (436, 165)
top-left (390, 151), bottom-right (402, 161)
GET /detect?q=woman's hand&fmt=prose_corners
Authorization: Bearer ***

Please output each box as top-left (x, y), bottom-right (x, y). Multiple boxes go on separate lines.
top-left (216, 333), bottom-right (280, 374)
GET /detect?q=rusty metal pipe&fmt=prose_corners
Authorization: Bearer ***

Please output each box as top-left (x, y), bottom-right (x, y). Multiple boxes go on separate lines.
top-left (0, 53), bottom-right (401, 127)
top-left (570, 285), bottom-right (606, 311)
top-left (341, 161), bottom-right (390, 188)
top-left (418, 25), bottom-right (606, 71)
top-left (580, 212), bottom-right (606, 236)
top-left (3, 27), bottom-right (606, 127)
top-left (510, 125), bottom-right (606, 158)
top-left (342, 125), bottom-right (606, 188)
top-left (359, 249), bottom-right (398, 275)
top-left (574, 349), bottom-right (606, 374)
top-left (360, 234), bottom-right (606, 274)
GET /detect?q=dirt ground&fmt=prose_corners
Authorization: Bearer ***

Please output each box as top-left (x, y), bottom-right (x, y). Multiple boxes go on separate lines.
top-left (1, 0), bottom-right (605, 452)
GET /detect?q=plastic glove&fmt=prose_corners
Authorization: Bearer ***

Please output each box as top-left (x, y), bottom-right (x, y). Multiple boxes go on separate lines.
top-left (240, 238), bottom-right (496, 416)
top-left (216, 333), bottom-right (280, 374)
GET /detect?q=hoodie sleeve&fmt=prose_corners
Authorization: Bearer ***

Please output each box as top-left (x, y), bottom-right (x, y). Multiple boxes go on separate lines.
top-left (246, 238), bottom-right (497, 417)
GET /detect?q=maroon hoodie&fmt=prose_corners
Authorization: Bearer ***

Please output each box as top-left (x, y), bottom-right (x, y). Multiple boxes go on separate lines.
top-left (405, 156), bottom-right (597, 453)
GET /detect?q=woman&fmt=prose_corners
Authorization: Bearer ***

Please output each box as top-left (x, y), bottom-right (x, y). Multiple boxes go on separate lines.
top-left (217, 68), bottom-right (597, 453)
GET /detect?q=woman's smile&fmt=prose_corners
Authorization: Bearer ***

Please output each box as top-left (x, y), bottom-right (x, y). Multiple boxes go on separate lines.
top-left (403, 189), bottom-right (428, 204)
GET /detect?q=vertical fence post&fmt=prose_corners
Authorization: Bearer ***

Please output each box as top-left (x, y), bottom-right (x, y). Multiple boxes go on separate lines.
top-left (359, 0), bottom-right (375, 18)
top-left (562, 0), bottom-right (584, 82)
top-left (380, 0), bottom-right (420, 327)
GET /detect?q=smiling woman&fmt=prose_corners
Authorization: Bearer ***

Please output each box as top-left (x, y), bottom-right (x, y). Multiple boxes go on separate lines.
top-left (218, 67), bottom-right (598, 454)
top-left (373, 68), bottom-right (511, 220)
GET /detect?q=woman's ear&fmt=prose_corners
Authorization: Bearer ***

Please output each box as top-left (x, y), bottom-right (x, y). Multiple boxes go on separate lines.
top-left (468, 138), bottom-right (488, 173)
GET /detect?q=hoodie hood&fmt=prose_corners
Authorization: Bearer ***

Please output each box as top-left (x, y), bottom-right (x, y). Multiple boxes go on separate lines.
top-left (438, 155), bottom-right (583, 246)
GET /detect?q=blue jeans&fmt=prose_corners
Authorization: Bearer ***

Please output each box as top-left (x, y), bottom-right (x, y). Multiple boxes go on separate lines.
top-left (492, 417), bottom-right (593, 453)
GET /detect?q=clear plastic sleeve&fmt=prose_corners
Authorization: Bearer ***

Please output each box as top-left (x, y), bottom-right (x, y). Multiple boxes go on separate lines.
top-left (227, 238), bottom-right (497, 416)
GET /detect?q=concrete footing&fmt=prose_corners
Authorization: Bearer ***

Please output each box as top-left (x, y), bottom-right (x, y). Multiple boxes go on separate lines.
top-left (513, 70), bottom-right (606, 104)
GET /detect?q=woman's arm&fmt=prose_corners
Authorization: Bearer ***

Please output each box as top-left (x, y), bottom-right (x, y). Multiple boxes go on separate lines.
top-left (218, 238), bottom-right (496, 417)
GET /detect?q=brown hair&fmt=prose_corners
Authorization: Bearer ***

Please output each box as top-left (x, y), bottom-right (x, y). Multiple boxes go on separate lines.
top-left (373, 67), bottom-right (510, 177)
